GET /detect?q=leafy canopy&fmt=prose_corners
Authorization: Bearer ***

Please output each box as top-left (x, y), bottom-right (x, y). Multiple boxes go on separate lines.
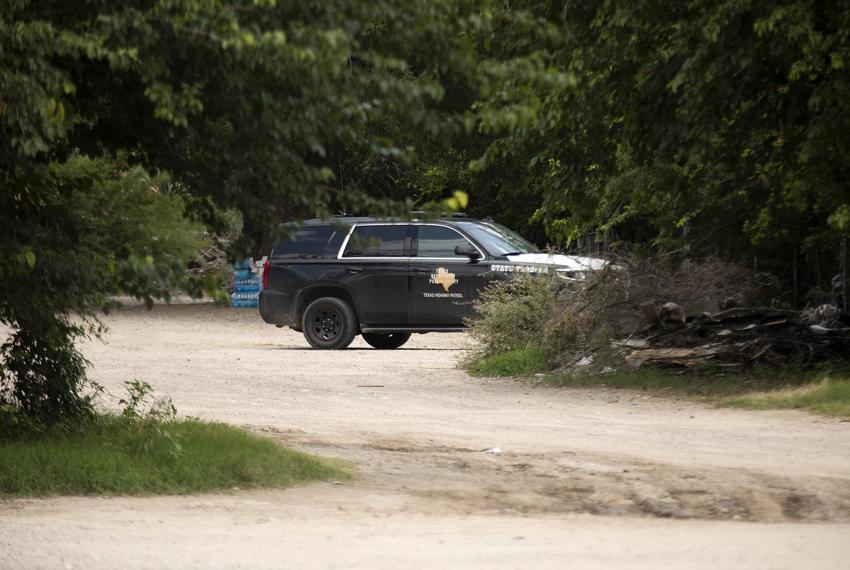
top-left (0, 0), bottom-right (494, 424)
top-left (474, 0), bottom-right (850, 297)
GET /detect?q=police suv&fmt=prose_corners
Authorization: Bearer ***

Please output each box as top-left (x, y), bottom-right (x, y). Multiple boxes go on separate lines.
top-left (259, 216), bottom-right (606, 349)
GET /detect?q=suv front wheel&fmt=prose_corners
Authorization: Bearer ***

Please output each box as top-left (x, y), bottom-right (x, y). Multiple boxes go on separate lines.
top-left (302, 297), bottom-right (358, 349)
top-left (362, 332), bottom-right (411, 350)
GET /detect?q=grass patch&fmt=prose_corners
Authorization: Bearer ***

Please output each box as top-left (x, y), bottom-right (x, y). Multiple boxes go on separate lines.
top-left (467, 345), bottom-right (550, 377)
top-left (546, 366), bottom-right (850, 419)
top-left (724, 378), bottom-right (850, 417)
top-left (0, 416), bottom-right (346, 496)
top-left (549, 368), bottom-right (785, 397)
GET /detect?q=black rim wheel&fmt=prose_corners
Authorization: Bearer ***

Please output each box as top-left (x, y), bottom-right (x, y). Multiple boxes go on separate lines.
top-left (302, 296), bottom-right (358, 349)
top-left (311, 309), bottom-right (341, 341)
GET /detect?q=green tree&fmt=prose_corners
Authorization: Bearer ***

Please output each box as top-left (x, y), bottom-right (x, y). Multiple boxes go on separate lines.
top-left (475, 0), bottom-right (850, 299)
top-left (0, 0), bottom-right (493, 424)
top-left (1, 154), bottom-right (206, 423)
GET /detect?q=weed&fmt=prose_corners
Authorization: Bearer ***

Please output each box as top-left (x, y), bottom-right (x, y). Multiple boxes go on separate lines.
top-left (468, 346), bottom-right (550, 377)
top-left (115, 379), bottom-right (181, 460)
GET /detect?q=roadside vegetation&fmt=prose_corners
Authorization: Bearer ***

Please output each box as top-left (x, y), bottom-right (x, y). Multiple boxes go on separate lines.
top-left (464, 270), bottom-right (850, 419)
top-left (0, 417), bottom-right (345, 496)
top-left (2, 2), bottom-right (848, 464)
top-left (551, 368), bottom-right (850, 417)
top-left (0, 382), bottom-right (345, 497)
top-left (723, 377), bottom-right (850, 417)
top-left (470, 345), bottom-right (850, 420)
top-left (468, 347), bottom-right (550, 378)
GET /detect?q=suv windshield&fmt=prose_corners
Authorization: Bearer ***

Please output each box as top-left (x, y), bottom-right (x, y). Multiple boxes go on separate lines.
top-left (457, 221), bottom-right (539, 256)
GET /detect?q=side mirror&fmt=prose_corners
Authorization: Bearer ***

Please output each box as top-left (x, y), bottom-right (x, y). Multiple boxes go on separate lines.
top-left (455, 243), bottom-right (482, 260)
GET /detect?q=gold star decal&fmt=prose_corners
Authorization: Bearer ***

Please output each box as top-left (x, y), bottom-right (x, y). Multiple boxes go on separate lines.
top-left (429, 267), bottom-right (458, 292)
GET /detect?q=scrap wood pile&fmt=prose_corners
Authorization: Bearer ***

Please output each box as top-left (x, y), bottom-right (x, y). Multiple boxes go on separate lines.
top-left (552, 255), bottom-right (850, 372)
top-left (619, 305), bottom-right (850, 369)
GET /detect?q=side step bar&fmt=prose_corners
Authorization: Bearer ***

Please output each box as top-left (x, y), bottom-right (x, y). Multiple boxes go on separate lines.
top-left (360, 326), bottom-right (467, 334)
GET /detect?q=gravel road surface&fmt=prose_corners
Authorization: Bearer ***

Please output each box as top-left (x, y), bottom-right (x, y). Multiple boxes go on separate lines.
top-left (2, 304), bottom-right (849, 569)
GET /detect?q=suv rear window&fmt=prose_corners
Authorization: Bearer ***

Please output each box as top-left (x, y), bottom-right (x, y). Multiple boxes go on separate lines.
top-left (273, 225), bottom-right (343, 259)
top-left (343, 225), bottom-right (408, 257)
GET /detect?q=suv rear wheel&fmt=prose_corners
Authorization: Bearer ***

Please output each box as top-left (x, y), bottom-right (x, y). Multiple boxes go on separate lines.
top-left (362, 332), bottom-right (411, 350)
top-left (302, 297), bottom-right (358, 349)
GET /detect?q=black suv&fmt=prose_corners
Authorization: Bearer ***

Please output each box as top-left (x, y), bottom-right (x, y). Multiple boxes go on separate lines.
top-left (259, 217), bottom-right (605, 349)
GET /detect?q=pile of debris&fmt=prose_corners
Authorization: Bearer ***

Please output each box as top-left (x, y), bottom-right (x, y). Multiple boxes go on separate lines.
top-left (620, 304), bottom-right (850, 369)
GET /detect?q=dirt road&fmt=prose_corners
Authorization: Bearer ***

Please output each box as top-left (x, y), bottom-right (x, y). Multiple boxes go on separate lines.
top-left (2, 304), bottom-right (850, 569)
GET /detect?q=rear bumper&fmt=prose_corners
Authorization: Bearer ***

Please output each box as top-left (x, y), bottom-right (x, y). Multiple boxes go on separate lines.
top-left (259, 290), bottom-right (295, 327)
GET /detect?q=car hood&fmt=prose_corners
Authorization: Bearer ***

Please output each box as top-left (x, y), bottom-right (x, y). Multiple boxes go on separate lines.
top-left (504, 253), bottom-right (608, 271)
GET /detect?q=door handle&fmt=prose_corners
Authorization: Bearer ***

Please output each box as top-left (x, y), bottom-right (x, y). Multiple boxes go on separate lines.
top-left (411, 268), bottom-right (430, 274)
top-left (346, 266), bottom-right (363, 274)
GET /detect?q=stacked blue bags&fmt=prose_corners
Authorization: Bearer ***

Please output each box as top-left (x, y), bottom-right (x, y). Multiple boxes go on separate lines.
top-left (231, 259), bottom-right (262, 308)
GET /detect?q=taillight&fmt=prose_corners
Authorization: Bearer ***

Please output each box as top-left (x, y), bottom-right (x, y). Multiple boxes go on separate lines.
top-left (262, 259), bottom-right (270, 289)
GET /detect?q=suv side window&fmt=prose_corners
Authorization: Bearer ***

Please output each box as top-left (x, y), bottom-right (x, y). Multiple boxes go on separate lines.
top-left (415, 225), bottom-right (476, 258)
top-left (342, 225), bottom-right (409, 257)
top-left (273, 225), bottom-right (340, 259)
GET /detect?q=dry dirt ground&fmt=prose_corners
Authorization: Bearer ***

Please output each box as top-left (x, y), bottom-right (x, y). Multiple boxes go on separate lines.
top-left (2, 303), bottom-right (850, 569)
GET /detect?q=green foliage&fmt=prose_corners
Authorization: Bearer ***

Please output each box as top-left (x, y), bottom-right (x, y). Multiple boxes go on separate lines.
top-left (550, 365), bottom-right (850, 419)
top-left (118, 380), bottom-right (177, 423)
top-left (465, 273), bottom-right (559, 359)
top-left (0, 417), bottom-right (346, 496)
top-left (475, 0), bottom-right (850, 296)
top-left (1, 0), bottom-right (494, 424)
top-left (116, 379), bottom-right (181, 459)
top-left (0, 153), bottom-right (207, 424)
top-left (0, 322), bottom-right (92, 427)
top-left (724, 378), bottom-right (850, 418)
top-left (6, 0), bottom-right (848, 425)
top-left (467, 346), bottom-right (550, 377)
top-left (463, 270), bottom-right (623, 374)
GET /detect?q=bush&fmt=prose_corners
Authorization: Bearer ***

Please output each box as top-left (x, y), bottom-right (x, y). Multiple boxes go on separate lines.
top-left (465, 272), bottom-right (559, 359)
top-left (1, 155), bottom-right (211, 426)
top-left (463, 254), bottom-right (770, 374)
top-left (0, 321), bottom-right (94, 428)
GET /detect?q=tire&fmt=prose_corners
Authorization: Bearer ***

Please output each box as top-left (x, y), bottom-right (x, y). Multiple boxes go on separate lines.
top-left (362, 332), bottom-right (411, 350)
top-left (302, 297), bottom-right (358, 349)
